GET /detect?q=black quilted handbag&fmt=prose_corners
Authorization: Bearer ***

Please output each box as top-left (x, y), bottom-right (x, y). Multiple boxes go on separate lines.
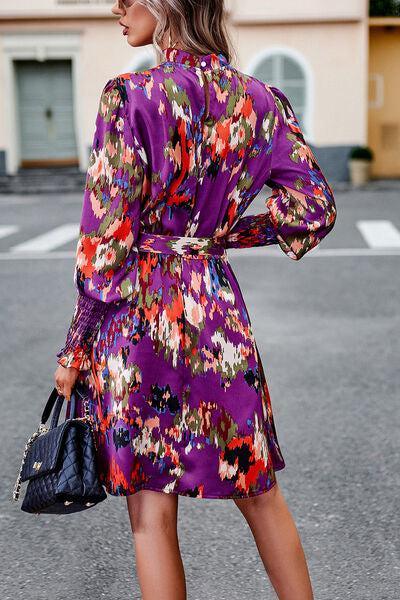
top-left (12, 384), bottom-right (107, 514)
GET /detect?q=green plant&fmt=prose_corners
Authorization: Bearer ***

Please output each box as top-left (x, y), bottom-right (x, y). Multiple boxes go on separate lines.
top-left (349, 146), bottom-right (374, 161)
top-left (370, 0), bottom-right (400, 16)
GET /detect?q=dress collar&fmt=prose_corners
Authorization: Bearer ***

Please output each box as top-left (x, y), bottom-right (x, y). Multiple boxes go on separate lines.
top-left (163, 46), bottom-right (229, 69)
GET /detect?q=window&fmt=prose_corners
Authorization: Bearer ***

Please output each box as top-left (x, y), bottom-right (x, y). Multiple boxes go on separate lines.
top-left (370, 0), bottom-right (400, 17)
top-left (250, 50), bottom-right (311, 139)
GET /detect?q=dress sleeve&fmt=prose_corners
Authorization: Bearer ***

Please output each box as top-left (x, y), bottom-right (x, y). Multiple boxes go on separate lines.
top-left (56, 76), bottom-right (145, 371)
top-left (226, 85), bottom-right (337, 258)
top-left (262, 85), bottom-right (337, 260)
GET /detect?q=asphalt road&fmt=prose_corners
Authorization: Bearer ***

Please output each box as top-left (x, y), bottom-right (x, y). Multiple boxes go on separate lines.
top-left (1, 186), bottom-right (399, 599)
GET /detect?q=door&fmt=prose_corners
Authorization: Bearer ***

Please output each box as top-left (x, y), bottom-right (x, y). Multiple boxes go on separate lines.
top-left (368, 26), bottom-right (400, 178)
top-left (15, 59), bottom-right (78, 167)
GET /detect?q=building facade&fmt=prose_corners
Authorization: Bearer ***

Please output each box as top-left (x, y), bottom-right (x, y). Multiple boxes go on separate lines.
top-left (0, 0), bottom-right (395, 181)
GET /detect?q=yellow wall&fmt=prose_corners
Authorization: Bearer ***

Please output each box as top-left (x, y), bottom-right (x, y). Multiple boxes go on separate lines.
top-left (368, 25), bottom-right (400, 178)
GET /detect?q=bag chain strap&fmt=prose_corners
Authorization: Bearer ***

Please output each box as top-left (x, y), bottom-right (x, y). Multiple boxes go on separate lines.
top-left (12, 423), bottom-right (48, 502)
top-left (80, 397), bottom-right (98, 452)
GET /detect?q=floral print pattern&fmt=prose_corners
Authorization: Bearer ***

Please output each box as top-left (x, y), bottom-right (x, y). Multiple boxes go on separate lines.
top-left (58, 47), bottom-right (336, 498)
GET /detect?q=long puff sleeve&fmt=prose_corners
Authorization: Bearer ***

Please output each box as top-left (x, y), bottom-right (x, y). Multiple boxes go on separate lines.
top-left (262, 85), bottom-right (337, 260)
top-left (57, 76), bottom-right (145, 371)
top-left (224, 85), bottom-right (336, 255)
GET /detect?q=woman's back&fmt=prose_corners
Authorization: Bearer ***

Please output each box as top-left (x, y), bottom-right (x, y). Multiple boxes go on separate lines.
top-left (85, 45), bottom-right (335, 270)
top-left (122, 46), bottom-right (274, 239)
top-left (56, 44), bottom-right (336, 499)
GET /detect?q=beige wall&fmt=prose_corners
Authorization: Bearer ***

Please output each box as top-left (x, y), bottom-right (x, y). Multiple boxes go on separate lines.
top-left (0, 19), bottom-right (155, 172)
top-left (235, 20), bottom-right (369, 146)
top-left (0, 0), bottom-right (370, 174)
top-left (231, 0), bottom-right (367, 23)
top-left (0, 0), bottom-right (114, 19)
top-left (0, 0), bottom-right (366, 21)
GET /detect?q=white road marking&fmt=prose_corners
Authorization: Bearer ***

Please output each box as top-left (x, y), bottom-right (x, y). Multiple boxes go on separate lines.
top-left (0, 225), bottom-right (19, 240)
top-left (228, 247), bottom-right (400, 258)
top-left (356, 220), bottom-right (400, 248)
top-left (2, 219), bottom-right (400, 259)
top-left (10, 224), bottom-right (79, 253)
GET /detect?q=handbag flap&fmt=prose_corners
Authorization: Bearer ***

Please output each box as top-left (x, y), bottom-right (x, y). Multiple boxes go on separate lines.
top-left (20, 421), bottom-right (72, 482)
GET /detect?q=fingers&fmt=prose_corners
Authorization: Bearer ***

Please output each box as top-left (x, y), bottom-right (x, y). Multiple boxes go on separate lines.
top-left (54, 365), bottom-right (79, 401)
top-left (55, 383), bottom-right (71, 401)
top-left (54, 370), bottom-right (64, 398)
top-left (64, 384), bottom-right (72, 402)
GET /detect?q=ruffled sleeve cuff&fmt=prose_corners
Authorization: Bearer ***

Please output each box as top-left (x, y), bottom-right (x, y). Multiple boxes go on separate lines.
top-left (57, 291), bottom-right (110, 371)
top-left (265, 184), bottom-right (337, 261)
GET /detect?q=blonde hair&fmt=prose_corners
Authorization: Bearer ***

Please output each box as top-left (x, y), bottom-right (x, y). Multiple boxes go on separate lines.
top-left (136, 0), bottom-right (236, 65)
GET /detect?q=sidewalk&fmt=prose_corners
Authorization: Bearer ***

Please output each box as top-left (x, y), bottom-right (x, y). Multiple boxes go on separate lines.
top-left (332, 178), bottom-right (400, 192)
top-left (1, 167), bottom-right (400, 196)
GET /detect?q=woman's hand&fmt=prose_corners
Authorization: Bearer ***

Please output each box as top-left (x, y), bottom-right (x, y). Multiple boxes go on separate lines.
top-left (54, 365), bottom-right (79, 401)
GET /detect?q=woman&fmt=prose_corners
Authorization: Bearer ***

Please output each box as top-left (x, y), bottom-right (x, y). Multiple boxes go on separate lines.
top-left (55, 0), bottom-right (336, 598)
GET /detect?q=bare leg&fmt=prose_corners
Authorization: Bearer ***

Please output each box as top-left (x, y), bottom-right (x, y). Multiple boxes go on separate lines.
top-left (234, 481), bottom-right (314, 600)
top-left (126, 489), bottom-right (187, 600)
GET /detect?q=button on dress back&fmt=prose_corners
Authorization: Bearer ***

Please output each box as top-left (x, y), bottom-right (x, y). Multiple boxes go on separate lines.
top-left (163, 46), bottom-right (229, 70)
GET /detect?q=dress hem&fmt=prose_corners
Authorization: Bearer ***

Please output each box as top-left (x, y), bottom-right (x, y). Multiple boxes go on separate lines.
top-left (102, 471), bottom-right (283, 499)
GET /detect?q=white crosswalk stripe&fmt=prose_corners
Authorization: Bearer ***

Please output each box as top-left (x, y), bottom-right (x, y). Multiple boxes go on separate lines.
top-left (0, 225), bottom-right (19, 240)
top-left (1, 220), bottom-right (400, 258)
top-left (10, 223), bottom-right (79, 253)
top-left (356, 220), bottom-right (400, 248)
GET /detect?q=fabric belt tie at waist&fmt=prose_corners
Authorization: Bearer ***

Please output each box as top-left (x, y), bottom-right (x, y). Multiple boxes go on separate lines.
top-left (136, 232), bottom-right (227, 258)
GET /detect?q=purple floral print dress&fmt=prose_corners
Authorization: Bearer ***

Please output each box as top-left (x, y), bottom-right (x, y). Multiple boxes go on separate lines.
top-left (57, 47), bottom-right (337, 498)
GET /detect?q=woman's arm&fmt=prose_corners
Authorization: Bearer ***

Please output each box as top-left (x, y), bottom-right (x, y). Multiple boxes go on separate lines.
top-left (57, 75), bottom-right (145, 371)
top-left (226, 85), bottom-right (337, 259)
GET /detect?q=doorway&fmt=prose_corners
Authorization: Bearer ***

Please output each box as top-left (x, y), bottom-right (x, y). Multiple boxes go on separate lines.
top-left (15, 59), bottom-right (78, 168)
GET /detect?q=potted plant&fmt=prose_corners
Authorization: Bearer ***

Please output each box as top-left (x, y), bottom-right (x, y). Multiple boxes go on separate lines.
top-left (348, 146), bottom-right (374, 186)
